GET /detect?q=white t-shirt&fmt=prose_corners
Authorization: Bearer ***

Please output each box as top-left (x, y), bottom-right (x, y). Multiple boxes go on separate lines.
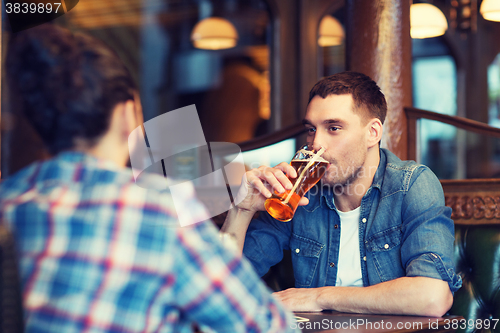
top-left (335, 207), bottom-right (363, 287)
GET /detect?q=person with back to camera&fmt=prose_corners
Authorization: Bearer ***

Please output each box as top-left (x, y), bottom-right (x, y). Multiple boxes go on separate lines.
top-left (222, 71), bottom-right (462, 316)
top-left (0, 23), bottom-right (298, 332)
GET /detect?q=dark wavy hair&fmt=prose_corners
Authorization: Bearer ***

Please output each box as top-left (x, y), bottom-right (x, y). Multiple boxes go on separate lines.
top-left (308, 71), bottom-right (387, 124)
top-left (6, 24), bottom-right (137, 155)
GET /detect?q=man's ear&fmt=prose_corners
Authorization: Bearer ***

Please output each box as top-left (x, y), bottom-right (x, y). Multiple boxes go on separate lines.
top-left (121, 99), bottom-right (140, 139)
top-left (367, 118), bottom-right (383, 148)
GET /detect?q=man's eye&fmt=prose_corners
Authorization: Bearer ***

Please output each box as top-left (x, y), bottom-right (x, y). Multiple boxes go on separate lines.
top-left (307, 128), bottom-right (316, 134)
top-left (329, 126), bottom-right (340, 132)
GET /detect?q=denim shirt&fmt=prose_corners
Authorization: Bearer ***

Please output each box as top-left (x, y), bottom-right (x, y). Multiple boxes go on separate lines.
top-left (243, 148), bottom-right (462, 293)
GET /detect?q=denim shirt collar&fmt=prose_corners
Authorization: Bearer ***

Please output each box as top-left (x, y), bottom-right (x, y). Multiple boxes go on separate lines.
top-left (370, 148), bottom-right (387, 191)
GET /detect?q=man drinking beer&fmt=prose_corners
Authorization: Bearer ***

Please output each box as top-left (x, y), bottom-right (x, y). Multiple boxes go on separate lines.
top-left (221, 71), bottom-right (461, 317)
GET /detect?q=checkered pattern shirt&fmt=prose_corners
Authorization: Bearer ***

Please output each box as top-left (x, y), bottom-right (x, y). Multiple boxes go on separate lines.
top-left (0, 152), bottom-right (297, 333)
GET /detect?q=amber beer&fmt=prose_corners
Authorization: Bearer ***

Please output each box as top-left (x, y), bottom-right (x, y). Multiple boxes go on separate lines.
top-left (264, 147), bottom-right (328, 222)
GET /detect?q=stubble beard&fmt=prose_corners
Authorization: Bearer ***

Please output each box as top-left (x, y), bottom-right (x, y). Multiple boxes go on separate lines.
top-left (322, 164), bottom-right (362, 186)
top-left (320, 155), bottom-right (366, 195)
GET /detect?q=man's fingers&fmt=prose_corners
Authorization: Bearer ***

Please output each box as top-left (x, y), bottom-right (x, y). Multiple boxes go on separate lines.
top-left (298, 197), bottom-right (309, 206)
top-left (246, 172), bottom-right (272, 198)
top-left (253, 165), bottom-right (292, 193)
top-left (275, 162), bottom-right (297, 179)
top-left (263, 167), bottom-right (292, 192)
top-left (243, 163), bottom-right (296, 200)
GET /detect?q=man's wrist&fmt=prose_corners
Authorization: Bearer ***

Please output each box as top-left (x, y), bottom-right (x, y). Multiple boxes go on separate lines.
top-left (221, 205), bottom-right (254, 234)
top-left (230, 205), bottom-right (256, 221)
top-left (316, 286), bottom-right (336, 311)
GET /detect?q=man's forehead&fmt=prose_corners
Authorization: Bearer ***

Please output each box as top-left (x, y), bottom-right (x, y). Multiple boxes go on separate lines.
top-left (305, 94), bottom-right (356, 119)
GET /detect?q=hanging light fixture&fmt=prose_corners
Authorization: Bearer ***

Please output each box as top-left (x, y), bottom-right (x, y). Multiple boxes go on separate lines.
top-left (318, 15), bottom-right (345, 47)
top-left (480, 0), bottom-right (500, 22)
top-left (191, 17), bottom-right (238, 50)
top-left (410, 3), bottom-right (448, 39)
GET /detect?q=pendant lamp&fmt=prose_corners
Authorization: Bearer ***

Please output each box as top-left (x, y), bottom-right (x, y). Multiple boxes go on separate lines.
top-left (410, 3), bottom-right (448, 39)
top-left (191, 17), bottom-right (238, 50)
top-left (480, 0), bottom-right (500, 22)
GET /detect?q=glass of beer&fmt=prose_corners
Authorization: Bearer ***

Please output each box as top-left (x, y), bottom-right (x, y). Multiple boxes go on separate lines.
top-left (264, 144), bottom-right (329, 222)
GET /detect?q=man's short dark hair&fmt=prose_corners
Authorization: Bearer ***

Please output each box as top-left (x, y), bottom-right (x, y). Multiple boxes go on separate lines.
top-left (308, 71), bottom-right (387, 124)
top-left (6, 24), bottom-right (137, 155)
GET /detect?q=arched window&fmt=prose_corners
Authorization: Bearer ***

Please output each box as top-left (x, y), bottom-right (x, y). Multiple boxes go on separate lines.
top-left (317, 5), bottom-right (346, 79)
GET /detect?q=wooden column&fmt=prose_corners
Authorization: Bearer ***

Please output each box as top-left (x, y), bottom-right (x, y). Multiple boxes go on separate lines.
top-left (346, 0), bottom-right (412, 160)
top-left (268, 0), bottom-right (301, 129)
top-left (0, 12), bottom-right (3, 179)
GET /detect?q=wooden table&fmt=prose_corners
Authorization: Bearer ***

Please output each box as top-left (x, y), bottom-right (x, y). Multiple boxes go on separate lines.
top-left (293, 311), bottom-right (465, 333)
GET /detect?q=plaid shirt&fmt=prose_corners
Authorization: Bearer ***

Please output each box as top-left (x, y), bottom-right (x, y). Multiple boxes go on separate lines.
top-left (0, 152), bottom-right (297, 333)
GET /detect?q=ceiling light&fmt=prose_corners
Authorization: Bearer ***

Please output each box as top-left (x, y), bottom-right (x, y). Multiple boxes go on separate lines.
top-left (480, 0), bottom-right (500, 22)
top-left (191, 17), bottom-right (238, 50)
top-left (410, 3), bottom-right (448, 39)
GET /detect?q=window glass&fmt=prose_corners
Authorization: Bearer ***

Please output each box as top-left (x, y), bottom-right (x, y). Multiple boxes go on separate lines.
top-left (412, 38), bottom-right (458, 179)
top-left (488, 53), bottom-right (500, 128)
top-left (487, 53), bottom-right (500, 176)
top-left (221, 138), bottom-right (297, 185)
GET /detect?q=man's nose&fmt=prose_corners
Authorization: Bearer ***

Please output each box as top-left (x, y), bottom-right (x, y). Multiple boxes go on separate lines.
top-left (311, 134), bottom-right (328, 152)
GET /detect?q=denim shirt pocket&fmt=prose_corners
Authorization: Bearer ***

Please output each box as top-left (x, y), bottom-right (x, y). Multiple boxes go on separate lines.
top-left (366, 226), bottom-right (405, 282)
top-left (290, 234), bottom-right (325, 287)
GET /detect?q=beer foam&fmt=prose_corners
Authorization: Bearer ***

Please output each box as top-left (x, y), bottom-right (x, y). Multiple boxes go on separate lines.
top-left (291, 148), bottom-right (328, 163)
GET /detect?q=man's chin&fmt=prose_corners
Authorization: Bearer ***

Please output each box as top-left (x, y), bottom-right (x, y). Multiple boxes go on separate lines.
top-left (320, 176), bottom-right (338, 188)
top-left (320, 172), bottom-right (352, 188)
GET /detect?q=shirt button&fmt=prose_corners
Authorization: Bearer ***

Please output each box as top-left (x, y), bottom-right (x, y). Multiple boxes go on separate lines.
top-left (295, 248), bottom-right (300, 254)
top-left (362, 218), bottom-right (367, 223)
top-left (329, 262), bottom-right (335, 267)
top-left (384, 244), bottom-right (389, 249)
top-left (363, 256), bottom-right (367, 261)
top-left (334, 224), bottom-right (338, 229)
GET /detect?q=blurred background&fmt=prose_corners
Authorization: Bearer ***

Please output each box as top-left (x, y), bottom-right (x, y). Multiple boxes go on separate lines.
top-left (1, 0), bottom-right (500, 181)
